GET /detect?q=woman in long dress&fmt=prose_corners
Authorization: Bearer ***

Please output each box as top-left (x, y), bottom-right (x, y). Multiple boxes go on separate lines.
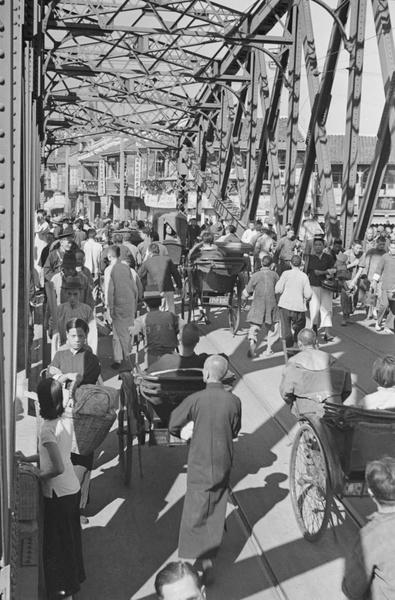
top-left (16, 378), bottom-right (85, 599)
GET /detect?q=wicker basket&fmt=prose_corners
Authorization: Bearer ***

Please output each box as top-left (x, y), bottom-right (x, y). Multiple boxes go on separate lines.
top-left (17, 463), bottom-right (40, 521)
top-left (70, 412), bottom-right (116, 455)
top-left (69, 385), bottom-right (119, 455)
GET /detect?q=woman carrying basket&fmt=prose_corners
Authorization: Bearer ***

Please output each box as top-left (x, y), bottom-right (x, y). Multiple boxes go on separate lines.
top-left (16, 378), bottom-right (86, 600)
top-left (48, 317), bottom-right (101, 523)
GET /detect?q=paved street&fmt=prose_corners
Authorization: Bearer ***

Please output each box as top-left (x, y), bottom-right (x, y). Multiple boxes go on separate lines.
top-left (66, 298), bottom-right (392, 600)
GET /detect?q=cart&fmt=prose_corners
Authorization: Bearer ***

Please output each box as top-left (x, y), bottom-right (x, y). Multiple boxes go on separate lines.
top-left (181, 256), bottom-right (248, 335)
top-left (117, 365), bottom-right (235, 485)
top-left (289, 402), bottom-right (395, 541)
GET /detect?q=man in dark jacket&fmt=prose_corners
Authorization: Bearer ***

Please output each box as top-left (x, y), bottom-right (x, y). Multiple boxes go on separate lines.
top-left (43, 230), bottom-right (75, 281)
top-left (168, 355), bottom-right (241, 582)
top-left (137, 243), bottom-right (182, 313)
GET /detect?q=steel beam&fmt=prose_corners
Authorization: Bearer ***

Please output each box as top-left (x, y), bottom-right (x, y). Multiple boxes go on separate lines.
top-left (354, 0), bottom-right (395, 238)
top-left (219, 87), bottom-right (248, 206)
top-left (292, 0), bottom-right (350, 233)
top-left (341, 0), bottom-right (367, 248)
top-left (283, 2), bottom-right (302, 227)
top-left (297, 0), bottom-right (338, 241)
top-left (355, 73), bottom-right (395, 238)
top-left (244, 50), bottom-right (258, 217)
top-left (247, 42), bottom-right (289, 227)
top-left (0, 0), bottom-right (22, 584)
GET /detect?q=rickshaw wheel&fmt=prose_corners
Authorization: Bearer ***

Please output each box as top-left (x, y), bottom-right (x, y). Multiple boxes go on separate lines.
top-left (187, 277), bottom-right (195, 322)
top-left (289, 423), bottom-right (333, 542)
top-left (181, 275), bottom-right (193, 321)
top-left (228, 275), bottom-right (242, 335)
top-left (118, 384), bottom-right (133, 486)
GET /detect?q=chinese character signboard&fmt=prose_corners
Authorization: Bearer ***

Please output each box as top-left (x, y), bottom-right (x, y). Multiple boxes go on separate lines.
top-left (98, 159), bottom-right (106, 196)
top-left (134, 155), bottom-right (141, 196)
top-left (377, 197), bottom-right (395, 211)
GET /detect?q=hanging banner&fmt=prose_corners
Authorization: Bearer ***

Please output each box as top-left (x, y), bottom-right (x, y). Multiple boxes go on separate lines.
top-left (144, 192), bottom-right (177, 209)
top-left (134, 155), bottom-right (141, 196)
top-left (98, 159), bottom-right (106, 196)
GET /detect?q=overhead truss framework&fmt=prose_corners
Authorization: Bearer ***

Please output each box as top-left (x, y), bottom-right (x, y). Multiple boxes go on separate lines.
top-left (39, 0), bottom-right (395, 241)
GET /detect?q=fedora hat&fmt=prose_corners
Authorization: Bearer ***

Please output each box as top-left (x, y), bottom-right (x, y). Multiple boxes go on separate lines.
top-left (61, 252), bottom-right (78, 269)
top-left (143, 290), bottom-right (163, 300)
top-left (58, 226), bottom-right (75, 239)
top-left (63, 276), bottom-right (82, 290)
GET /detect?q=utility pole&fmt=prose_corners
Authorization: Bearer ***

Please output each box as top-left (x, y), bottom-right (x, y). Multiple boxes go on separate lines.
top-left (64, 144), bottom-right (70, 213)
top-left (120, 137), bottom-right (125, 220)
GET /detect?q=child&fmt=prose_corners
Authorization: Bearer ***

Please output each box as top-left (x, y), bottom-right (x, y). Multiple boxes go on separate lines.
top-left (343, 456), bottom-right (395, 598)
top-left (50, 276), bottom-right (97, 357)
top-left (129, 291), bottom-right (184, 368)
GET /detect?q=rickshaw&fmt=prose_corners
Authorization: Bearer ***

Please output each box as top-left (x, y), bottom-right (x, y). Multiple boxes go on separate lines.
top-left (289, 402), bottom-right (395, 541)
top-left (151, 211), bottom-right (188, 267)
top-left (117, 363), bottom-right (235, 485)
top-left (181, 241), bottom-right (251, 335)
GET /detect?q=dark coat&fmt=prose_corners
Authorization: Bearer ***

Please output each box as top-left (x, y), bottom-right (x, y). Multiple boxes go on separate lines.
top-left (137, 255), bottom-right (182, 292)
top-left (168, 382), bottom-right (241, 559)
top-left (245, 268), bottom-right (279, 325)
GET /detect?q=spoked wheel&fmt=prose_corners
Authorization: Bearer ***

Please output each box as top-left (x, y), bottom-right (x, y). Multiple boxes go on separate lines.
top-left (118, 384), bottom-right (134, 486)
top-left (181, 271), bottom-right (195, 322)
top-left (289, 423), bottom-right (333, 542)
top-left (228, 275), bottom-right (242, 335)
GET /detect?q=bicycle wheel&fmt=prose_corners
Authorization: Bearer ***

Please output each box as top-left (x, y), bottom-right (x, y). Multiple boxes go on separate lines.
top-left (289, 423), bottom-right (333, 542)
top-left (118, 385), bottom-right (133, 486)
top-left (228, 275), bottom-right (242, 335)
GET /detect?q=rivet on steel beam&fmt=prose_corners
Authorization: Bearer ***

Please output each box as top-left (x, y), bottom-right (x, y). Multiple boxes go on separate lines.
top-left (2, 308), bottom-right (4, 313)
top-left (0, 258), bottom-right (4, 264)
top-left (0, 105), bottom-right (4, 112)
top-left (2, 283), bottom-right (5, 289)
top-left (0, 130), bottom-right (4, 137)
top-left (0, 182), bottom-right (4, 189)
top-left (0, 52), bottom-right (4, 59)
top-left (0, 25), bottom-right (4, 33)
top-left (0, 156), bottom-right (4, 163)
top-left (0, 207), bottom-right (5, 214)
top-left (0, 78), bottom-right (4, 85)
top-left (0, 232), bottom-right (5, 239)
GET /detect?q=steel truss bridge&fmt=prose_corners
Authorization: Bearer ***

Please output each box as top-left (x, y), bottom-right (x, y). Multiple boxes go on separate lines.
top-left (2, 0), bottom-right (395, 595)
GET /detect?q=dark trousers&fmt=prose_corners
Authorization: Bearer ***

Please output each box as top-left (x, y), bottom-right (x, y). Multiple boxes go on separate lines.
top-left (280, 308), bottom-right (306, 347)
top-left (43, 490), bottom-right (85, 599)
top-left (377, 289), bottom-right (395, 328)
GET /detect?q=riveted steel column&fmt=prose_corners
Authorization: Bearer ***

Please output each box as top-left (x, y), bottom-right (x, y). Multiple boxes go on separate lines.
top-left (0, 0), bottom-right (22, 581)
top-left (248, 12), bottom-right (292, 230)
top-left (293, 0), bottom-right (350, 234)
top-left (355, 0), bottom-right (395, 238)
top-left (298, 0), bottom-right (338, 241)
top-left (244, 49), bottom-right (258, 218)
top-left (283, 1), bottom-right (302, 226)
top-left (341, 0), bottom-right (367, 248)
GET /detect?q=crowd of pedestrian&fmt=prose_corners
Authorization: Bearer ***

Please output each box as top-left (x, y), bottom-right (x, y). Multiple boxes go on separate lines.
top-left (24, 207), bottom-right (395, 599)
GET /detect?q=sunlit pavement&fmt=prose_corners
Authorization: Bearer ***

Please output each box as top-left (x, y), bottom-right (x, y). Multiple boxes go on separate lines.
top-left (21, 296), bottom-right (391, 600)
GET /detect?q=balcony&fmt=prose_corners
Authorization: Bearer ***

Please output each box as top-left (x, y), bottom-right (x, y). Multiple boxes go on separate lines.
top-left (106, 178), bottom-right (133, 195)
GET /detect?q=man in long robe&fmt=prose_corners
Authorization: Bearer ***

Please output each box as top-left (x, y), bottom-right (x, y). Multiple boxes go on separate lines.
top-left (168, 355), bottom-right (241, 578)
top-left (104, 245), bottom-right (138, 368)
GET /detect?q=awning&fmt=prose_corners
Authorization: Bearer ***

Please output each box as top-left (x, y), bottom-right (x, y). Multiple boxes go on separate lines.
top-left (44, 198), bottom-right (65, 210)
